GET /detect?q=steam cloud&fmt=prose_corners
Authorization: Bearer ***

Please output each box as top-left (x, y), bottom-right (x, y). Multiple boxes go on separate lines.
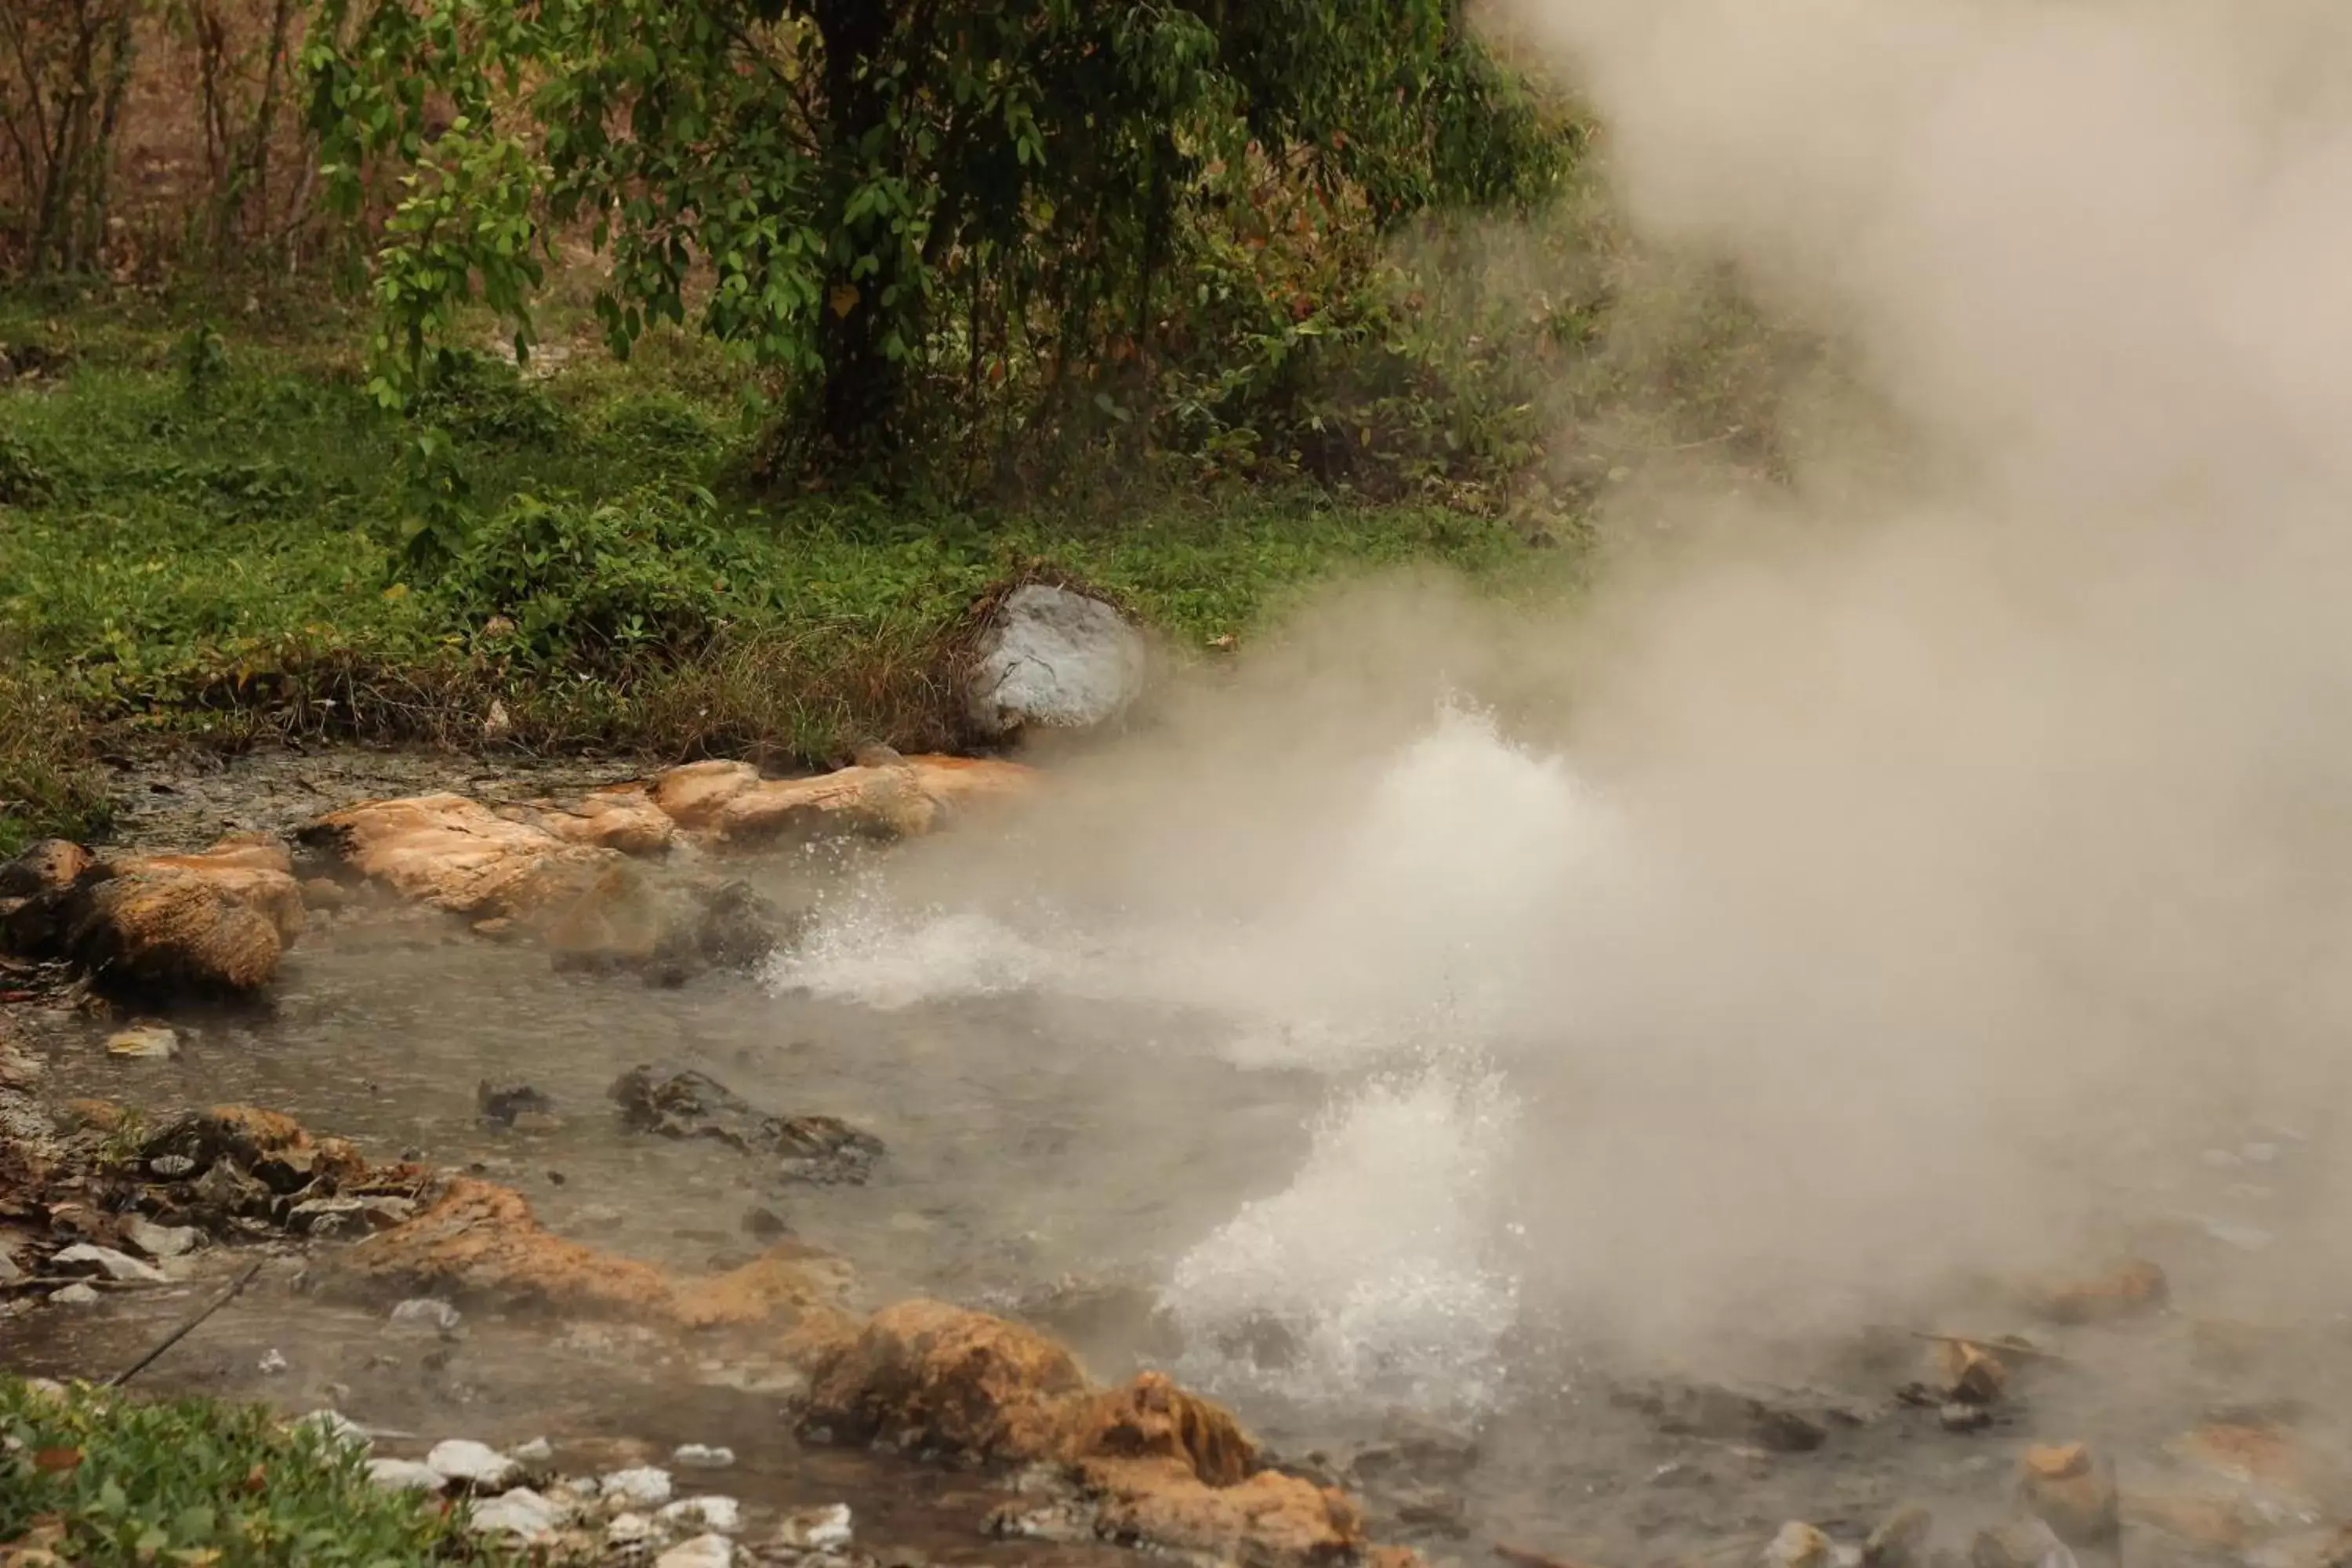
top-left (782, 0), bottom-right (2352, 1391)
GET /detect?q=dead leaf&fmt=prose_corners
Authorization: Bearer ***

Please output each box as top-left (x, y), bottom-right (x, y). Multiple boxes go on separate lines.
top-left (30, 1449), bottom-right (80, 1473)
top-left (829, 283), bottom-right (859, 318)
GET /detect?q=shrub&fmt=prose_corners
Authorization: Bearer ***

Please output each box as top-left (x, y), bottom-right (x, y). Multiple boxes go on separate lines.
top-left (436, 487), bottom-right (758, 671)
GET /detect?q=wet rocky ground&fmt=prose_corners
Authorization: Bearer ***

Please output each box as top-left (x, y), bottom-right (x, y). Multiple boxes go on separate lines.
top-left (6, 741), bottom-right (2352, 1568)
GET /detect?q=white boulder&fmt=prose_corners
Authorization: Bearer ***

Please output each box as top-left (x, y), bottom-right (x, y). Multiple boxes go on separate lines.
top-left (966, 584), bottom-right (1145, 736)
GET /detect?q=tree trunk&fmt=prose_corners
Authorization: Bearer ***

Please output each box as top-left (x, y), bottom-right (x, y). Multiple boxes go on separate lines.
top-left (811, 0), bottom-right (905, 465)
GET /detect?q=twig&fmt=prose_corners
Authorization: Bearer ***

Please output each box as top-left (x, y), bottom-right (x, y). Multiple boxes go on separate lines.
top-left (104, 1258), bottom-right (266, 1388)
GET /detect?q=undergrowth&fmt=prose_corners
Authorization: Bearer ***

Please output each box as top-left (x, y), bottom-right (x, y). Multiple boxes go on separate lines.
top-left (0, 302), bottom-right (1588, 844)
top-left (0, 668), bottom-right (110, 858)
top-left (0, 1376), bottom-right (497, 1566)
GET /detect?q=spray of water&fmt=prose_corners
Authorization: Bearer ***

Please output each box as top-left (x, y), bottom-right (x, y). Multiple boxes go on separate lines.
top-left (781, 0), bottom-right (2352, 1403)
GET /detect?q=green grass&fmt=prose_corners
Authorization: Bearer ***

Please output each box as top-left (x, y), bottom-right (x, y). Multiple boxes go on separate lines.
top-left (0, 1376), bottom-right (498, 1566)
top-left (0, 302), bottom-right (1584, 845)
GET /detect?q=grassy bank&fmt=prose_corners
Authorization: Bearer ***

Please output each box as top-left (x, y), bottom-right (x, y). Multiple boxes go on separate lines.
top-left (0, 1376), bottom-right (492, 1566)
top-left (0, 303), bottom-right (1582, 854)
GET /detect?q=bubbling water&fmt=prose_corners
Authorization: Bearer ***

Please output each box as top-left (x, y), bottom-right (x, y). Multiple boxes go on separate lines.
top-left (764, 704), bottom-right (1629, 1414)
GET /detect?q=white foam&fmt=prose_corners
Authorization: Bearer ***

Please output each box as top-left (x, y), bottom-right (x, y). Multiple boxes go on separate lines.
top-left (765, 702), bottom-right (1635, 1065)
top-left (1163, 1062), bottom-right (1523, 1416)
top-left (768, 899), bottom-right (1076, 1010)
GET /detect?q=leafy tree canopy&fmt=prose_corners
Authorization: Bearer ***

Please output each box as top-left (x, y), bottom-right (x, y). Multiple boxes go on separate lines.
top-left (308, 0), bottom-right (1570, 472)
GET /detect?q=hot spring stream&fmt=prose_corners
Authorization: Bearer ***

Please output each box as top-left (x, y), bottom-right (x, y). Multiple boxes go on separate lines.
top-left (12, 714), bottom-right (2352, 1568)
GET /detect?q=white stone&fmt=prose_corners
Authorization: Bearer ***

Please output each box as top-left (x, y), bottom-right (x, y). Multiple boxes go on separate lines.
top-left (292, 1410), bottom-right (372, 1451)
top-left (601, 1466), bottom-right (675, 1507)
top-left (257, 1348), bottom-right (289, 1376)
top-left (1764, 1523), bottom-right (1831, 1568)
top-left (367, 1458), bottom-right (447, 1493)
top-left (470, 1486), bottom-right (562, 1541)
top-left (513, 1436), bottom-right (554, 1464)
top-left (966, 583), bottom-right (1146, 736)
top-left (658, 1497), bottom-right (742, 1537)
top-left (52, 1243), bottom-right (165, 1283)
top-left (774, 1503), bottom-right (854, 1552)
top-left (122, 1218), bottom-right (199, 1259)
top-left (426, 1439), bottom-right (518, 1490)
top-left (672, 1443), bottom-right (735, 1470)
top-left (50, 1282), bottom-right (99, 1305)
top-left (609, 1513), bottom-right (655, 1546)
top-left (388, 1298), bottom-right (463, 1336)
top-left (656, 1534), bottom-right (733, 1568)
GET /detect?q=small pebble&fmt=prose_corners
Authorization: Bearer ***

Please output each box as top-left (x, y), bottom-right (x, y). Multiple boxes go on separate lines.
top-left (50, 1283), bottom-right (99, 1305)
top-left (367, 1458), bottom-right (446, 1493)
top-left (258, 1348), bottom-right (289, 1376)
top-left (673, 1443), bottom-right (735, 1470)
top-left (292, 1410), bottom-right (371, 1451)
top-left (53, 1243), bottom-right (166, 1283)
top-left (122, 1218), bottom-right (199, 1259)
top-left (610, 1513), bottom-right (654, 1545)
top-left (602, 1466), bottom-right (675, 1508)
top-left (105, 1025), bottom-right (177, 1060)
top-left (656, 1535), bottom-right (732, 1568)
top-left (426, 1439), bottom-right (518, 1490)
top-left (388, 1298), bottom-right (464, 1337)
top-left (470, 1486), bottom-right (563, 1542)
top-left (658, 1496), bottom-right (743, 1536)
top-left (775, 1503), bottom-right (854, 1552)
top-left (512, 1436), bottom-right (554, 1464)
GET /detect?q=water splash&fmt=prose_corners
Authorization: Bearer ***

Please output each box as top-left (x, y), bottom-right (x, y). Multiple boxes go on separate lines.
top-left (1163, 1059), bottom-right (1523, 1417)
top-left (766, 701), bottom-right (1632, 1060)
top-left (762, 702), bottom-right (1613, 1412)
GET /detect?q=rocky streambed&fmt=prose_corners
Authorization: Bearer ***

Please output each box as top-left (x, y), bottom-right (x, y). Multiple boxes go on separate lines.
top-left (6, 742), bottom-right (2352, 1568)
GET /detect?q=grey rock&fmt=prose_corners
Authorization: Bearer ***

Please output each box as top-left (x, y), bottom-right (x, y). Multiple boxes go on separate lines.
top-left (602, 1466), bottom-right (674, 1508)
top-left (1866, 1505), bottom-right (1935, 1568)
top-left (1971, 1522), bottom-right (2077, 1568)
top-left (426, 1438), bottom-right (518, 1490)
top-left (470, 1486), bottom-right (563, 1541)
top-left (477, 1080), bottom-right (556, 1128)
top-left (50, 1282), bottom-right (100, 1305)
top-left (608, 1066), bottom-right (881, 1185)
top-left (967, 583), bottom-right (1147, 736)
top-left (52, 1243), bottom-right (166, 1283)
top-left (289, 1195), bottom-right (412, 1238)
top-left (513, 1436), bottom-right (554, 1465)
top-left (774, 1504), bottom-right (853, 1552)
top-left (292, 1410), bottom-right (372, 1451)
top-left (367, 1458), bottom-right (446, 1493)
top-left (656, 1535), bottom-right (733, 1568)
top-left (388, 1297), bottom-right (463, 1338)
top-left (657, 1496), bottom-right (743, 1536)
top-left (122, 1218), bottom-right (200, 1258)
